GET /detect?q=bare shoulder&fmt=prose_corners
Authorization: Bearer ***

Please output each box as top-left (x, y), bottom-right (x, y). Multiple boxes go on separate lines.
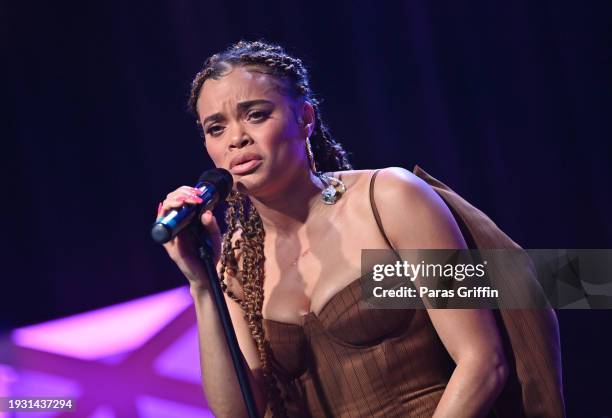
top-left (349, 167), bottom-right (466, 249)
top-left (366, 166), bottom-right (448, 211)
top-left (325, 169), bottom-right (379, 216)
top-left (370, 166), bottom-right (432, 195)
top-left (323, 168), bottom-right (438, 235)
top-left (327, 168), bottom-right (376, 190)
top-left (328, 167), bottom-right (432, 207)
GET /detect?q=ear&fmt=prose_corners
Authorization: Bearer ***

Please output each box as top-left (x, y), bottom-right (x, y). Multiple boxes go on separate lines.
top-left (299, 101), bottom-right (316, 138)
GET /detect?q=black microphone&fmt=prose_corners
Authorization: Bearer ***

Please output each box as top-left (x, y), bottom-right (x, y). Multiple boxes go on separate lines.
top-left (151, 168), bottom-right (233, 244)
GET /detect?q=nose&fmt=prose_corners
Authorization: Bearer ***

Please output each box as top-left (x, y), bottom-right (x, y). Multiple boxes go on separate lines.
top-left (229, 133), bottom-right (252, 150)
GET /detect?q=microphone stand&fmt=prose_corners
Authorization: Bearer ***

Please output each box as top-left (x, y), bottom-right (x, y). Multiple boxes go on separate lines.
top-left (197, 233), bottom-right (260, 418)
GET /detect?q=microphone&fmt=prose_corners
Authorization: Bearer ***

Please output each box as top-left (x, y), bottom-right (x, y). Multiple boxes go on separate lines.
top-left (151, 168), bottom-right (233, 244)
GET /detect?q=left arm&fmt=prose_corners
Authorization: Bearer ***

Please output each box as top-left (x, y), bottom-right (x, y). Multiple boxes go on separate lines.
top-left (373, 167), bottom-right (508, 418)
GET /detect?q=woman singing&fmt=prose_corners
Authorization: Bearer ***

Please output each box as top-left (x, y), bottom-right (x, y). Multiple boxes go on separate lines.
top-left (157, 40), bottom-right (515, 418)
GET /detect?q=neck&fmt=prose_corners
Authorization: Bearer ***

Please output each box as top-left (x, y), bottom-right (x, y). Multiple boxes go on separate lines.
top-left (249, 170), bottom-right (324, 236)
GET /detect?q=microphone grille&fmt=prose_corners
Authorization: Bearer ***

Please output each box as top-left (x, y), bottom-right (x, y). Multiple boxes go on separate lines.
top-left (198, 168), bottom-right (233, 200)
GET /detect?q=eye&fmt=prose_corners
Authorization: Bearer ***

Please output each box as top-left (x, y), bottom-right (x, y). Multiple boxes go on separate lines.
top-left (247, 110), bottom-right (270, 122)
top-left (206, 125), bottom-right (225, 137)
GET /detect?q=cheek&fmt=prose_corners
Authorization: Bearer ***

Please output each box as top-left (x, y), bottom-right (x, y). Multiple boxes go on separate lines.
top-left (268, 137), bottom-right (305, 172)
top-left (262, 116), bottom-right (301, 151)
top-left (263, 126), bottom-right (302, 162)
top-left (204, 141), bottom-right (224, 166)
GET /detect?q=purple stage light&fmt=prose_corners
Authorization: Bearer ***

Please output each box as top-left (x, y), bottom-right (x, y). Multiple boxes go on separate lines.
top-left (4, 287), bottom-right (212, 418)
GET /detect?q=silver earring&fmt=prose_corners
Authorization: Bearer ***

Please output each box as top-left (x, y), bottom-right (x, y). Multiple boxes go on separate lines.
top-left (318, 173), bottom-right (347, 205)
top-left (306, 137), bottom-right (347, 204)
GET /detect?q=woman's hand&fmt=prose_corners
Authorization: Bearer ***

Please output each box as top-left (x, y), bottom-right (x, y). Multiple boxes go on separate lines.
top-left (157, 186), bottom-right (222, 290)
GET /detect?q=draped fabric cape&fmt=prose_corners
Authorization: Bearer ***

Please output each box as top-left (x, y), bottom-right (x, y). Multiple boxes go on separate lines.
top-left (413, 165), bottom-right (565, 417)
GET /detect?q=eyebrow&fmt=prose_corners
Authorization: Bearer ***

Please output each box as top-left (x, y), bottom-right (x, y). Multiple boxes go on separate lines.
top-left (201, 99), bottom-right (274, 127)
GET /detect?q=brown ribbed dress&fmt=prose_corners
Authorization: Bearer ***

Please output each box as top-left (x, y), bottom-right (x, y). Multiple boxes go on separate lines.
top-left (262, 170), bottom-right (457, 418)
top-left (263, 279), bottom-right (457, 417)
top-left (262, 167), bottom-right (565, 418)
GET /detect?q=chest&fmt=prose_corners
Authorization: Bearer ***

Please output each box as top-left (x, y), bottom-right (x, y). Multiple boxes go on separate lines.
top-left (261, 210), bottom-right (391, 324)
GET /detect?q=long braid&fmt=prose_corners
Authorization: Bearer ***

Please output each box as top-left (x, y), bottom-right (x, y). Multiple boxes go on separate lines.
top-left (189, 40), bottom-right (351, 417)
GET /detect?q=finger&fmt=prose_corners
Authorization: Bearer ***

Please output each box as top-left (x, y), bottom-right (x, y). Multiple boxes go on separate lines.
top-left (161, 195), bottom-right (203, 213)
top-left (170, 186), bottom-right (203, 198)
top-left (166, 190), bottom-right (205, 205)
top-left (200, 210), bottom-right (222, 257)
top-left (200, 210), bottom-right (221, 235)
top-left (156, 201), bottom-right (164, 221)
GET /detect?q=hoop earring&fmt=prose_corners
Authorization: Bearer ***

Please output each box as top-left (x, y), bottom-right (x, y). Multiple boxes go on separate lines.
top-left (305, 137), bottom-right (318, 173)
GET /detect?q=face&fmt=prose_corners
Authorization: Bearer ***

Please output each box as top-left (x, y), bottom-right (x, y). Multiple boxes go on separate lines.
top-left (196, 66), bottom-right (313, 197)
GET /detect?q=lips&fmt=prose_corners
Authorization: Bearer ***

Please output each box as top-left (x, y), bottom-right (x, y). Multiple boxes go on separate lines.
top-left (229, 153), bottom-right (263, 175)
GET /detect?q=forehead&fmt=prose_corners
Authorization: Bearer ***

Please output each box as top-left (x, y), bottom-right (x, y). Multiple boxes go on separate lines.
top-left (197, 66), bottom-right (290, 117)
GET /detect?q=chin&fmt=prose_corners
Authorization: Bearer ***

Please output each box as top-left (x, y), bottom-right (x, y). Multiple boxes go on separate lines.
top-left (233, 172), bottom-right (265, 196)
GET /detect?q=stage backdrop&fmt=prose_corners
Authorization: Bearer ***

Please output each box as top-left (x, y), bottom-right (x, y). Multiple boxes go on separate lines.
top-left (3, 1), bottom-right (611, 416)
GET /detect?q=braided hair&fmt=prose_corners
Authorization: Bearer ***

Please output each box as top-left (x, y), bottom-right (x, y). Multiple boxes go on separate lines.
top-left (188, 40), bottom-right (351, 417)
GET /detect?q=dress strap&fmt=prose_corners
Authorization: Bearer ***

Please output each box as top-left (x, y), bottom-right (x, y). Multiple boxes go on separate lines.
top-left (369, 170), bottom-right (395, 251)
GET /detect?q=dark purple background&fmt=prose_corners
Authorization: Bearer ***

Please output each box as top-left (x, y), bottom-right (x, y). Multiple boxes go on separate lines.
top-left (4, 1), bottom-right (611, 416)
